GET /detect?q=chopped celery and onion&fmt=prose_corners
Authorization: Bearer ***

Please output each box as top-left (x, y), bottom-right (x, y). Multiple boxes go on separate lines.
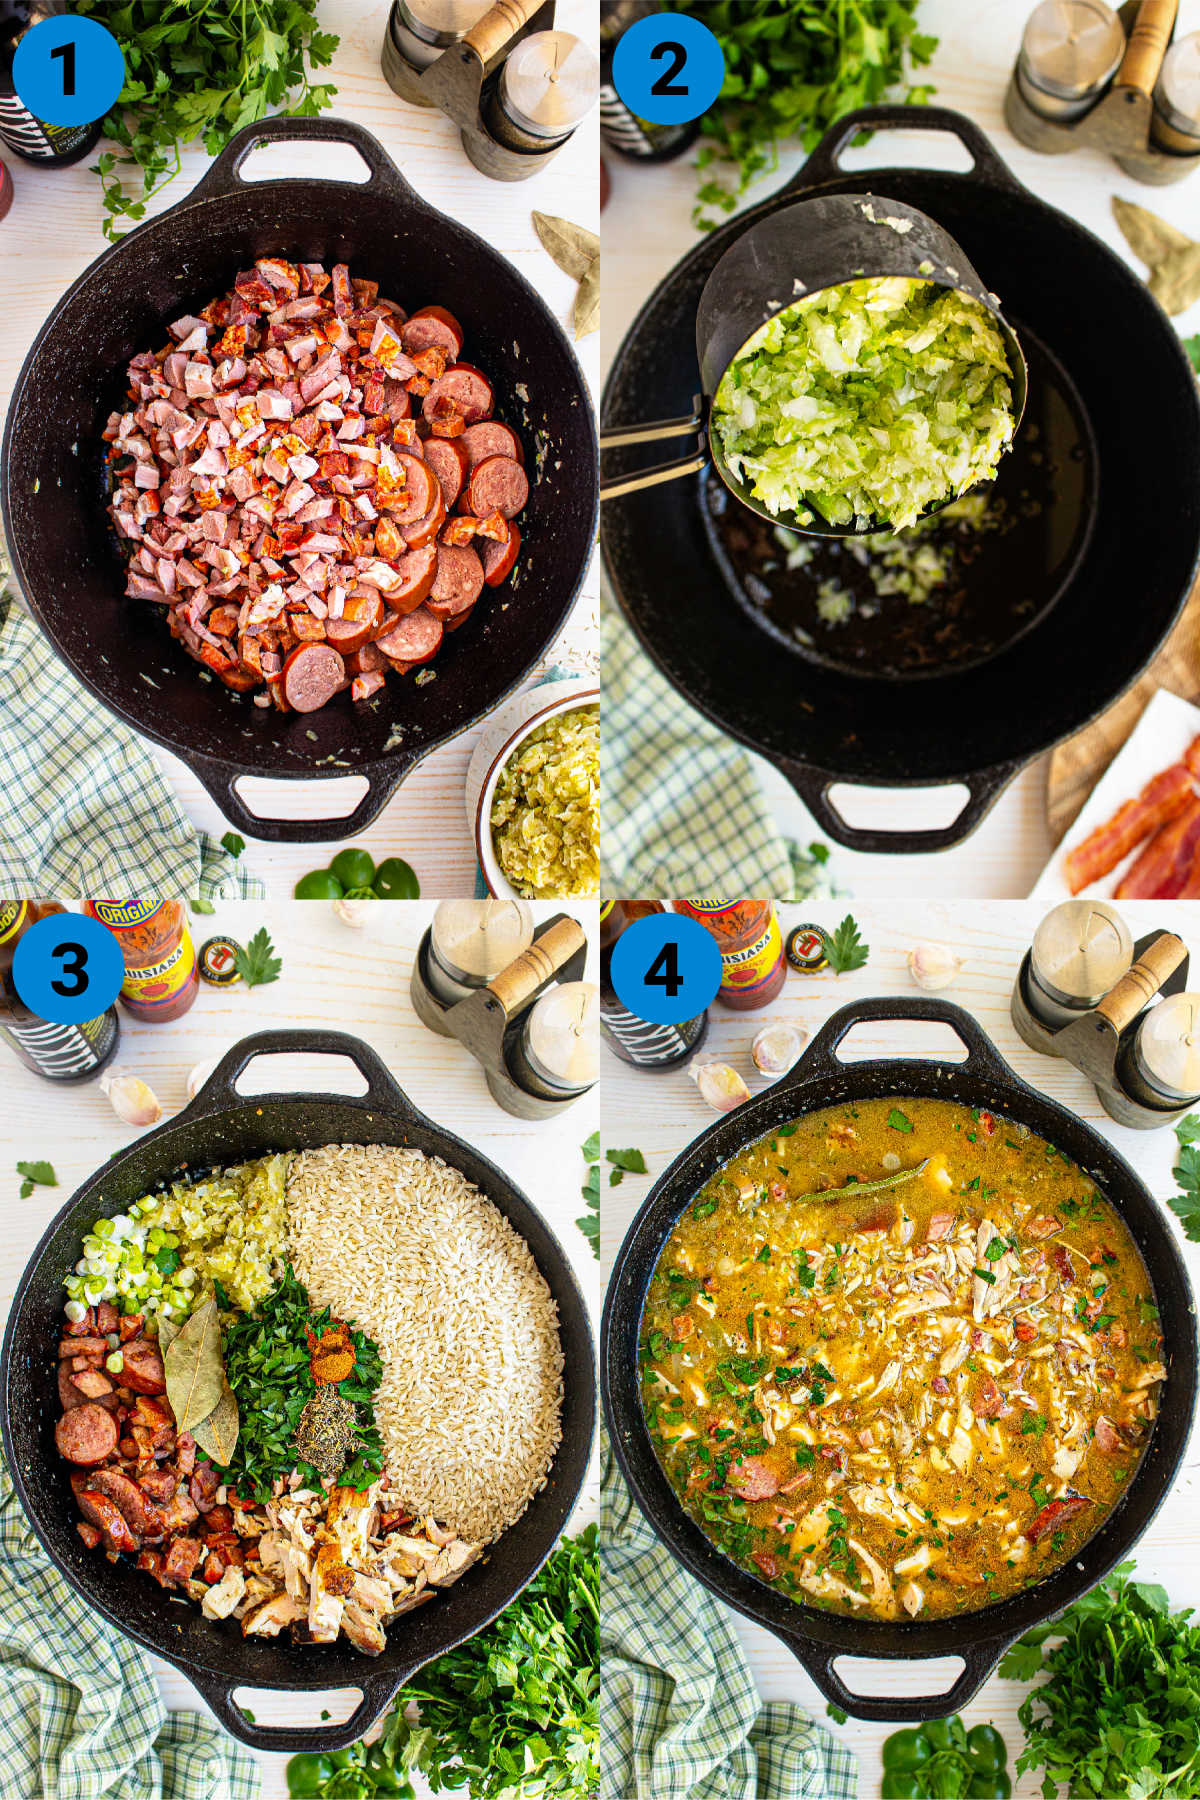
top-left (712, 276), bottom-right (1015, 533)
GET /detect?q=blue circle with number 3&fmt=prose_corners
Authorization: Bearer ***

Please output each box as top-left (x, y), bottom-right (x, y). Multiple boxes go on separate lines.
top-left (12, 914), bottom-right (124, 1026)
top-left (610, 912), bottom-right (722, 1026)
top-left (13, 15), bottom-right (125, 129)
top-left (611, 13), bottom-right (725, 128)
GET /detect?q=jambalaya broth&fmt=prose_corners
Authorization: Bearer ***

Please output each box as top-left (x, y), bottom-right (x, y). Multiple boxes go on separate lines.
top-left (640, 1097), bottom-right (1164, 1620)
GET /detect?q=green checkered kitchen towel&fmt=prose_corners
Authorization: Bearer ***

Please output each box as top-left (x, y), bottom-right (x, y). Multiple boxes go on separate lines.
top-left (601, 606), bottom-right (835, 902)
top-left (600, 1439), bottom-right (858, 1800)
top-left (0, 1453), bottom-right (262, 1799)
top-left (0, 570), bottom-right (265, 901)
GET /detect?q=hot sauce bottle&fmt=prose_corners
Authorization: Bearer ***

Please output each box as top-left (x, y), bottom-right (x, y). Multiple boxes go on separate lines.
top-left (673, 900), bottom-right (788, 1011)
top-left (0, 899), bottom-right (121, 1081)
top-left (83, 900), bottom-right (199, 1023)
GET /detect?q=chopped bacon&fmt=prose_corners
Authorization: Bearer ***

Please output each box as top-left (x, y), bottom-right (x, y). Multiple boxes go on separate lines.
top-left (751, 1551), bottom-right (778, 1580)
top-left (1065, 760), bottom-right (1196, 893)
top-left (1116, 793), bottom-right (1200, 899)
top-left (1028, 1495), bottom-right (1090, 1543)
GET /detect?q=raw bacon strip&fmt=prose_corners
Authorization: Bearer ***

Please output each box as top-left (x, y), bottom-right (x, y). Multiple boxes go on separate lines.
top-left (1064, 761), bottom-right (1195, 893)
top-left (1115, 793), bottom-right (1200, 899)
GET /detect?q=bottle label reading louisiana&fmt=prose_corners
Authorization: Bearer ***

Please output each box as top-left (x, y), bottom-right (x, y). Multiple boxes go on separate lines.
top-left (119, 936), bottom-right (196, 1011)
top-left (674, 900), bottom-right (786, 1002)
top-left (0, 1011), bottom-right (118, 1081)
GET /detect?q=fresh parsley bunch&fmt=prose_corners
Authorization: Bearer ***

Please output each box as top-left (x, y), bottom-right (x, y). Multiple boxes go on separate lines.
top-left (675, 0), bottom-right (938, 230)
top-left (999, 1560), bottom-right (1200, 1798)
top-left (75, 0), bottom-right (339, 239)
top-left (383, 1528), bottom-right (599, 1798)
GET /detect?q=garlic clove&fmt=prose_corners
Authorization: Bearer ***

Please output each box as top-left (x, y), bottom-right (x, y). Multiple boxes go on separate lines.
top-left (907, 943), bottom-right (964, 991)
top-left (752, 1022), bottom-right (808, 1077)
top-left (332, 897), bottom-right (374, 928)
top-left (185, 1058), bottom-right (219, 1102)
top-left (100, 1071), bottom-right (163, 1128)
top-left (690, 1061), bottom-right (752, 1112)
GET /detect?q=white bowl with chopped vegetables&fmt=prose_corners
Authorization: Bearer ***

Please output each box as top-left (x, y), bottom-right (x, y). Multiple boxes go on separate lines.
top-left (466, 676), bottom-right (600, 900)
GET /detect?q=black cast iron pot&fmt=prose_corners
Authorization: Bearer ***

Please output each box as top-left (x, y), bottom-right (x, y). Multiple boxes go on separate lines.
top-left (601, 106), bottom-right (1200, 854)
top-left (602, 997), bottom-right (1197, 1721)
top-left (2, 116), bottom-right (598, 842)
top-left (1, 1030), bottom-right (596, 1752)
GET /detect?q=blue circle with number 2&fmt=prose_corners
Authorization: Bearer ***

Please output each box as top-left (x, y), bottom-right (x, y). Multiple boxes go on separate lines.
top-left (12, 914), bottom-right (124, 1026)
top-left (611, 12), bottom-right (725, 128)
top-left (13, 15), bottom-right (125, 129)
top-left (610, 912), bottom-right (722, 1027)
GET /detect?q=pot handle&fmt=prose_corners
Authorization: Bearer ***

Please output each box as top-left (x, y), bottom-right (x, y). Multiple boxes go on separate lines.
top-left (783, 995), bottom-right (1015, 1091)
top-left (182, 1027), bottom-right (428, 1122)
top-left (786, 103), bottom-right (1026, 197)
top-left (187, 114), bottom-right (415, 205)
top-left (187, 1665), bottom-right (402, 1753)
top-left (773, 1627), bottom-right (1016, 1723)
top-left (774, 756), bottom-right (1022, 855)
top-left (186, 750), bottom-right (411, 844)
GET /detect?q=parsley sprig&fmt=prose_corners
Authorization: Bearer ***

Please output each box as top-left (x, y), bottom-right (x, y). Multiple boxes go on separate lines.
top-left (822, 914), bottom-right (871, 974)
top-left (74, 0), bottom-right (339, 240)
top-left (1168, 1113), bottom-right (1200, 1243)
top-left (234, 926), bottom-right (282, 989)
top-left (16, 1160), bottom-right (56, 1200)
top-left (577, 1133), bottom-right (600, 1257)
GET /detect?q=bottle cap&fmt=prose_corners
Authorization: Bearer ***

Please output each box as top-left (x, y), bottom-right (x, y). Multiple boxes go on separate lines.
top-left (198, 937), bottom-right (242, 986)
top-left (786, 924), bottom-right (829, 973)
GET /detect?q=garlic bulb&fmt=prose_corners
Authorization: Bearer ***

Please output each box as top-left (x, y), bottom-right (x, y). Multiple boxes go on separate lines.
top-left (907, 943), bottom-right (963, 991)
top-left (752, 1022), bottom-right (808, 1077)
top-left (100, 1071), bottom-right (163, 1128)
top-left (333, 897), bottom-right (374, 928)
top-left (690, 1061), bottom-right (751, 1112)
top-left (186, 1057), bottom-right (219, 1102)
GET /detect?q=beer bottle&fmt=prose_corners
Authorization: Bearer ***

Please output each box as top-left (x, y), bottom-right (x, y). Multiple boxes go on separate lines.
top-left (0, 900), bottom-right (120, 1081)
top-left (0, 3), bottom-right (104, 166)
top-left (600, 899), bottom-right (708, 1070)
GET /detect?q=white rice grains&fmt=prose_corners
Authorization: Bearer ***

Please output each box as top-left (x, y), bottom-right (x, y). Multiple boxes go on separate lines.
top-left (286, 1144), bottom-right (564, 1543)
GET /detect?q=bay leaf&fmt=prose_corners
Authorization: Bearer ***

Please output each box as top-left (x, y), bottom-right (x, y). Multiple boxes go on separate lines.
top-left (1112, 196), bottom-right (1200, 317)
top-left (192, 1379), bottom-right (239, 1466)
top-left (157, 1314), bottom-right (180, 1355)
top-left (164, 1294), bottom-right (224, 1433)
top-left (574, 264), bottom-right (599, 340)
top-left (532, 210), bottom-right (598, 284)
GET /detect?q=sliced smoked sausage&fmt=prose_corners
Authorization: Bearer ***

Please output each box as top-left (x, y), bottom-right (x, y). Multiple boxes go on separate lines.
top-left (467, 455), bottom-right (529, 521)
top-left (382, 545), bottom-right (439, 615)
top-left (401, 305), bottom-right (463, 363)
top-left (423, 437), bottom-right (469, 509)
top-left (119, 1338), bottom-right (167, 1396)
top-left (428, 544), bottom-right (485, 622)
top-left (376, 606), bottom-right (444, 668)
top-left (75, 1487), bottom-right (139, 1554)
top-left (83, 1466), bottom-right (165, 1538)
top-left (386, 454), bottom-right (438, 527)
top-left (462, 421), bottom-right (523, 468)
top-left (423, 365), bottom-right (493, 425)
top-left (56, 1402), bottom-right (119, 1467)
top-left (281, 643), bottom-right (346, 713)
top-left (482, 520), bottom-right (520, 587)
top-left (326, 591), bottom-right (385, 653)
top-left (401, 492), bottom-right (446, 550)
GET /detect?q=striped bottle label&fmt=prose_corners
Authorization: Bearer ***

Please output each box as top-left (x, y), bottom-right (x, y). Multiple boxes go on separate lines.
top-left (0, 93), bottom-right (92, 162)
top-left (1, 1011), bottom-right (117, 1080)
top-left (601, 1002), bottom-right (704, 1068)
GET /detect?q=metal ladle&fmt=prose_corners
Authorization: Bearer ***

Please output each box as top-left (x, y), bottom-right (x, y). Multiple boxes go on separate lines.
top-left (599, 193), bottom-right (1029, 539)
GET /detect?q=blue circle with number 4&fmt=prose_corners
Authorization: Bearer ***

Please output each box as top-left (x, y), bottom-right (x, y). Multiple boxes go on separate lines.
top-left (13, 15), bottom-right (125, 129)
top-left (610, 912), bottom-right (722, 1026)
top-left (12, 914), bottom-right (124, 1026)
top-left (611, 13), bottom-right (725, 128)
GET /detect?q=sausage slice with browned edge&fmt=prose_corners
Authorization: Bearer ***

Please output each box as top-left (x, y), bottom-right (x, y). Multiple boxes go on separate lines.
top-left (376, 606), bottom-right (445, 668)
top-left (482, 521), bottom-right (521, 588)
top-left (326, 590), bottom-right (385, 653)
top-left (467, 455), bottom-right (529, 521)
top-left (84, 1465), bottom-right (165, 1538)
top-left (120, 1337), bottom-right (167, 1396)
top-left (282, 643), bottom-right (346, 713)
top-left (423, 365), bottom-right (494, 426)
top-left (56, 1402), bottom-right (119, 1467)
top-left (423, 437), bottom-right (469, 509)
top-left (401, 304), bottom-right (463, 363)
top-left (386, 454), bottom-right (439, 527)
top-left (461, 421), bottom-right (523, 468)
top-left (75, 1485), bottom-right (140, 1554)
top-left (382, 544), bottom-right (439, 616)
top-left (428, 544), bottom-right (486, 623)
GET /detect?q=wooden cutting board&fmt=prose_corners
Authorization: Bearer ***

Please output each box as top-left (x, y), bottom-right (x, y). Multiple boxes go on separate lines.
top-left (1046, 575), bottom-right (1200, 845)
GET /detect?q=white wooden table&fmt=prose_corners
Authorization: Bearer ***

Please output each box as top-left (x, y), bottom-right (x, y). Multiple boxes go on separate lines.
top-left (600, 900), bottom-right (1200, 1798)
top-left (0, 899), bottom-right (599, 1798)
top-left (601, 0), bottom-right (1200, 899)
top-left (0, 0), bottom-right (598, 895)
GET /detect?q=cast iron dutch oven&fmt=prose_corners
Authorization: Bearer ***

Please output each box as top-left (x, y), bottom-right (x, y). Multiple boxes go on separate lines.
top-left (1, 1030), bottom-right (596, 1753)
top-left (601, 106), bottom-right (1200, 854)
top-left (602, 997), bottom-right (1197, 1721)
top-left (1, 116), bottom-right (598, 842)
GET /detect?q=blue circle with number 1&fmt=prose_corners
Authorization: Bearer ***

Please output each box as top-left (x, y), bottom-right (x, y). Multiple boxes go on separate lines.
top-left (610, 912), bottom-right (722, 1027)
top-left (13, 15), bottom-right (125, 130)
top-left (12, 914), bottom-right (124, 1026)
top-left (611, 12), bottom-right (725, 128)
